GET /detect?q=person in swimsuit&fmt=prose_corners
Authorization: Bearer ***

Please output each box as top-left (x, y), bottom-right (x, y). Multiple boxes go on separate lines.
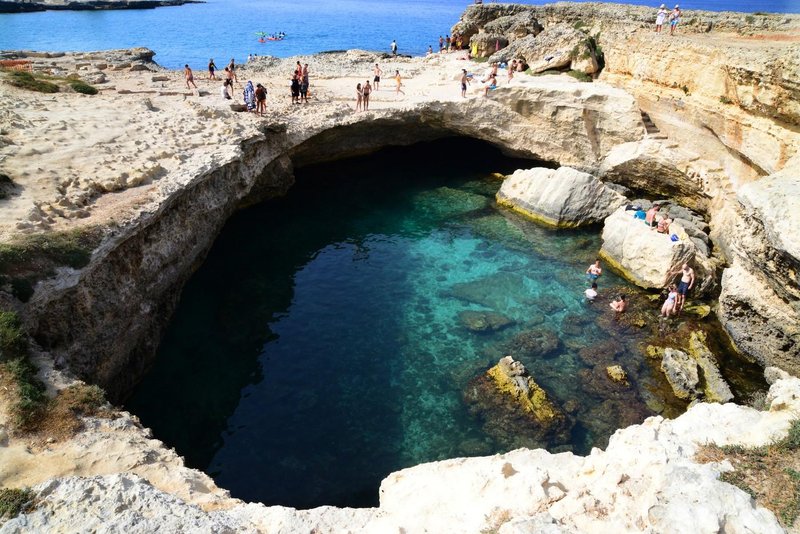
top-left (228, 58), bottom-right (238, 84)
top-left (394, 70), bottom-right (404, 95)
top-left (373, 64), bottom-right (382, 91)
top-left (460, 69), bottom-right (470, 98)
top-left (363, 80), bottom-right (372, 110)
top-left (439, 35), bottom-right (444, 52)
top-left (208, 58), bottom-right (217, 80)
top-left (609, 295), bottom-right (627, 313)
top-left (184, 65), bottom-right (197, 90)
top-left (355, 83), bottom-right (363, 111)
top-left (661, 284), bottom-right (678, 317)
top-left (508, 60), bottom-right (516, 82)
top-left (668, 263), bottom-right (695, 312)
top-left (483, 73), bottom-right (497, 96)
top-left (669, 5), bottom-right (681, 35)
top-left (290, 72), bottom-right (300, 104)
top-left (586, 259), bottom-right (602, 282)
top-left (255, 83), bottom-right (266, 115)
top-left (645, 204), bottom-right (660, 227)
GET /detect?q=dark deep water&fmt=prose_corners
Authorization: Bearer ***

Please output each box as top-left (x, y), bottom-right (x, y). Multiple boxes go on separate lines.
top-left (126, 138), bottom-right (765, 509)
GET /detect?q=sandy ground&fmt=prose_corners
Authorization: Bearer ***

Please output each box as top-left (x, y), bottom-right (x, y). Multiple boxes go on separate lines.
top-left (0, 49), bottom-right (504, 242)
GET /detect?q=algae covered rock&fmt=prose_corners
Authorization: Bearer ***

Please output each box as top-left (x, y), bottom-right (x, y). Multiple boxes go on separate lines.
top-left (605, 365), bottom-right (629, 385)
top-left (497, 166), bottom-right (626, 228)
top-left (661, 349), bottom-right (700, 400)
top-left (458, 310), bottom-right (514, 333)
top-left (507, 327), bottom-right (560, 358)
top-left (486, 356), bottom-right (562, 423)
top-left (688, 331), bottom-right (734, 403)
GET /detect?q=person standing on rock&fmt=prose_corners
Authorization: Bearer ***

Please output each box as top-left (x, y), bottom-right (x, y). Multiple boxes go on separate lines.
top-left (355, 82), bottom-right (363, 111)
top-left (439, 35), bottom-right (444, 52)
top-left (373, 63), bottom-right (383, 91)
top-left (184, 64), bottom-right (197, 90)
top-left (391, 40), bottom-right (398, 56)
top-left (667, 263), bottom-right (695, 313)
top-left (661, 284), bottom-right (678, 317)
top-left (655, 4), bottom-right (668, 32)
top-left (669, 5), bottom-right (681, 35)
top-left (301, 63), bottom-right (310, 103)
top-left (228, 58), bottom-right (239, 84)
top-left (363, 80), bottom-right (372, 110)
top-left (255, 83), bottom-right (267, 115)
top-left (208, 58), bottom-right (217, 80)
top-left (460, 69), bottom-right (471, 98)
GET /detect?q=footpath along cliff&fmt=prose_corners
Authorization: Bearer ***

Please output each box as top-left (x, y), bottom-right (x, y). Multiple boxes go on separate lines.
top-left (0, 2), bottom-right (799, 532)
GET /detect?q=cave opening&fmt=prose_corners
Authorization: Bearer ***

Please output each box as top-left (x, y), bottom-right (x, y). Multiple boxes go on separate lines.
top-left (124, 136), bottom-right (765, 509)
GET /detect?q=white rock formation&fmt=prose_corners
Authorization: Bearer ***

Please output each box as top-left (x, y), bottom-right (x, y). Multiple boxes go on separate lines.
top-left (6, 374), bottom-right (799, 533)
top-left (599, 207), bottom-right (697, 289)
top-left (496, 166), bottom-right (626, 227)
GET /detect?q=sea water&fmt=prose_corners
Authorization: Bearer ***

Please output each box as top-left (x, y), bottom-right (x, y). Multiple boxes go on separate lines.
top-left (125, 138), bottom-right (765, 509)
top-left (0, 0), bottom-right (796, 69)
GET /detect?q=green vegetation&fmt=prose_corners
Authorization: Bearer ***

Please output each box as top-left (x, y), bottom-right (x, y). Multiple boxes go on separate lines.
top-left (745, 15), bottom-right (755, 23)
top-left (69, 80), bottom-right (98, 95)
top-left (4, 356), bottom-right (47, 430)
top-left (572, 20), bottom-right (586, 30)
top-left (699, 419), bottom-right (800, 529)
top-left (0, 228), bottom-right (101, 302)
top-left (566, 70), bottom-right (592, 82)
top-left (0, 488), bottom-right (35, 520)
top-left (472, 56), bottom-right (489, 63)
top-left (4, 70), bottom-right (59, 93)
top-left (720, 95), bottom-right (733, 104)
top-left (0, 311), bottom-right (28, 362)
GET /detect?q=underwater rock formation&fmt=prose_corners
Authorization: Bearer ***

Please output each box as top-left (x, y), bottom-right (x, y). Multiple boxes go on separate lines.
top-left (458, 310), bottom-right (515, 333)
top-left (496, 166), bottom-right (625, 227)
top-left (486, 356), bottom-right (563, 424)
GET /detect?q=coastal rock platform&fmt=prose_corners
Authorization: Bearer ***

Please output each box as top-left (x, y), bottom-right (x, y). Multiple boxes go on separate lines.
top-left (1, 2), bottom-right (800, 531)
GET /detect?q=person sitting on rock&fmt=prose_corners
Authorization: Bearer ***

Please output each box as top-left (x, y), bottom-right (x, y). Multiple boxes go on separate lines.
top-left (656, 215), bottom-right (672, 234)
top-left (609, 294), bottom-right (627, 313)
top-left (645, 204), bottom-right (660, 227)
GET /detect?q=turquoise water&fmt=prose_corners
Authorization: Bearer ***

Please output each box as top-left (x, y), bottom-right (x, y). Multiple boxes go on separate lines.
top-left (1, 0), bottom-right (796, 69)
top-left (126, 138), bottom-right (764, 509)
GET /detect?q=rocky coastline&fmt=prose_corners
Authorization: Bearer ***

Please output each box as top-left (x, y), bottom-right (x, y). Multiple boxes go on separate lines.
top-left (0, 0), bottom-right (201, 14)
top-left (0, 2), bottom-right (799, 531)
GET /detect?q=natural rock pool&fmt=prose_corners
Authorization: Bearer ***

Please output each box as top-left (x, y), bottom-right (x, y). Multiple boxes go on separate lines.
top-left (126, 138), bottom-right (764, 509)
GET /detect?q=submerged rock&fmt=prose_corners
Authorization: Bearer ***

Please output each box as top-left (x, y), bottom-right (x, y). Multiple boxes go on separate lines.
top-left (497, 166), bottom-right (626, 228)
top-left (606, 365), bottom-right (628, 385)
top-left (507, 328), bottom-right (560, 358)
top-left (486, 356), bottom-right (562, 423)
top-left (458, 310), bottom-right (515, 333)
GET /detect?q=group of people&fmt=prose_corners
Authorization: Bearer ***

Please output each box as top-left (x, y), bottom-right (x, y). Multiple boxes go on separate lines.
top-left (354, 64), bottom-right (404, 111)
top-left (583, 259), bottom-right (628, 313)
top-left (291, 61), bottom-right (310, 104)
top-left (435, 33), bottom-right (464, 53)
top-left (583, 257), bottom-right (696, 319)
top-left (631, 203), bottom-right (672, 234)
top-left (655, 4), bottom-right (682, 34)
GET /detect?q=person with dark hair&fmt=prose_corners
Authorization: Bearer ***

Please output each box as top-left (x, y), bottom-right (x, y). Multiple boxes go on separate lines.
top-left (290, 72), bottom-right (301, 104)
top-left (255, 83), bottom-right (267, 115)
top-left (184, 64), bottom-right (197, 90)
top-left (585, 283), bottom-right (598, 301)
top-left (373, 63), bottom-right (382, 91)
top-left (355, 82), bottom-right (363, 111)
top-left (301, 63), bottom-right (309, 103)
top-left (363, 80), bottom-right (372, 110)
top-left (610, 294), bottom-right (627, 313)
top-left (460, 69), bottom-right (470, 98)
top-left (208, 58), bottom-right (217, 80)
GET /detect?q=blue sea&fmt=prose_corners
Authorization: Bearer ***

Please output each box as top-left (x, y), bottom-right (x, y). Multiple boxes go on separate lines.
top-left (0, 0), bottom-right (797, 69)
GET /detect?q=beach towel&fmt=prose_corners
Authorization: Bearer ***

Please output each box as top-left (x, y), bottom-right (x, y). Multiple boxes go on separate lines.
top-left (244, 81), bottom-right (256, 111)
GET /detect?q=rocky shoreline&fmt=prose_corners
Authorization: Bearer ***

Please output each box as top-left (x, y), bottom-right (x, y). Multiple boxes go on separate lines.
top-left (0, 2), bottom-right (799, 531)
top-left (0, 0), bottom-right (201, 14)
